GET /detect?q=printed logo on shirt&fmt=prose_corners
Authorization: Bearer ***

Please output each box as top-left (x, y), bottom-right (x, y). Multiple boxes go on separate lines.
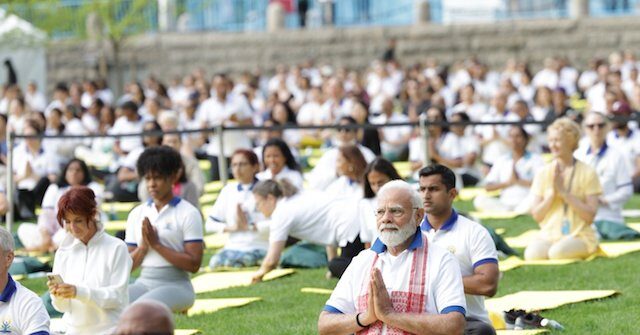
top-left (163, 222), bottom-right (174, 231)
top-left (447, 245), bottom-right (457, 254)
top-left (0, 320), bottom-right (12, 333)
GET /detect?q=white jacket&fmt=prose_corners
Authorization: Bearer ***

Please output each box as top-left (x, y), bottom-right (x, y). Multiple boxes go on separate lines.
top-left (52, 230), bottom-right (132, 335)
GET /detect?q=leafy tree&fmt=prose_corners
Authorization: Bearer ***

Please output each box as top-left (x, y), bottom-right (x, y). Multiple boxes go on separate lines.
top-left (4, 0), bottom-right (156, 95)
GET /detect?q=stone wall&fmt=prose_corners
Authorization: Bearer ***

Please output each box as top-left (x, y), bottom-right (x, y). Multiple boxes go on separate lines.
top-left (46, 16), bottom-right (640, 91)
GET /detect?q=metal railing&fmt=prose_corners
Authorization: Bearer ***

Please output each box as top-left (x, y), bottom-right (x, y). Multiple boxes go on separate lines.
top-left (11, 114), bottom-right (635, 231)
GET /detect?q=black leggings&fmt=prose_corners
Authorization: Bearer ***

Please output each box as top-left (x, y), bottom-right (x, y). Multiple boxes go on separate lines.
top-left (328, 235), bottom-right (365, 278)
top-left (16, 177), bottom-right (50, 220)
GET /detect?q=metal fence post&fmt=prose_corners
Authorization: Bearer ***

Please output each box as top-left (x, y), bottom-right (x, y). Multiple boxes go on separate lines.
top-left (216, 125), bottom-right (228, 185)
top-left (6, 131), bottom-right (13, 232)
top-left (419, 113), bottom-right (430, 167)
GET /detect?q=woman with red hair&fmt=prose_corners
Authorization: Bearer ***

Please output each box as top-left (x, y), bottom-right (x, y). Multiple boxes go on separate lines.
top-left (47, 186), bottom-right (131, 334)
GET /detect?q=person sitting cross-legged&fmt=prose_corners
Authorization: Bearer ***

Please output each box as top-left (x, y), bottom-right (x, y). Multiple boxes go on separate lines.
top-left (318, 180), bottom-right (466, 335)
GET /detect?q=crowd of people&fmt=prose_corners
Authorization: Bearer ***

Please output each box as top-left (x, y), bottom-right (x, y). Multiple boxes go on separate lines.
top-left (1, 48), bottom-right (640, 333)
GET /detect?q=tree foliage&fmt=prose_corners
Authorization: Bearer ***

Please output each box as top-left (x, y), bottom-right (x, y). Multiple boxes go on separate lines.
top-left (3, 0), bottom-right (156, 43)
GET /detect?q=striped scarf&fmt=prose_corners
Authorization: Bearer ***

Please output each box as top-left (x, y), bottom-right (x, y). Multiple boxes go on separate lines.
top-left (355, 234), bottom-right (429, 335)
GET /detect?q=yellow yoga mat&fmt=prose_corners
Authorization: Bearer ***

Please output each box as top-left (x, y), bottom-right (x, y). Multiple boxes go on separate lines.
top-left (14, 251), bottom-right (53, 264)
top-left (104, 220), bottom-right (127, 231)
top-left (100, 202), bottom-right (138, 213)
top-left (199, 160), bottom-right (212, 172)
top-left (204, 180), bottom-right (226, 193)
top-left (187, 297), bottom-right (261, 317)
top-left (203, 233), bottom-right (228, 249)
top-left (301, 287), bottom-right (333, 295)
top-left (499, 256), bottom-right (579, 272)
top-left (628, 223), bottom-right (640, 232)
top-left (175, 330), bottom-right (201, 335)
top-left (457, 187), bottom-right (500, 201)
top-left (593, 241), bottom-right (640, 258)
top-left (504, 230), bottom-right (540, 248)
top-left (485, 290), bottom-right (618, 314)
top-left (469, 211), bottom-right (521, 220)
top-left (392, 161), bottom-right (412, 178)
top-left (191, 269), bottom-right (295, 294)
top-left (496, 330), bottom-right (549, 335)
top-left (200, 193), bottom-right (219, 205)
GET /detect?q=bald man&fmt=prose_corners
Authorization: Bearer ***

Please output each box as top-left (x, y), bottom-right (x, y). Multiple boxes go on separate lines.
top-left (115, 301), bottom-right (174, 335)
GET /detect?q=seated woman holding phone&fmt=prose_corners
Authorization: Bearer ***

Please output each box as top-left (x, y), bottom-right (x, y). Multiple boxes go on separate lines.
top-left (47, 186), bottom-right (132, 334)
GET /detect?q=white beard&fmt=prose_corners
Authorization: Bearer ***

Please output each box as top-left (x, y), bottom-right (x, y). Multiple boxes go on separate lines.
top-left (378, 219), bottom-right (417, 247)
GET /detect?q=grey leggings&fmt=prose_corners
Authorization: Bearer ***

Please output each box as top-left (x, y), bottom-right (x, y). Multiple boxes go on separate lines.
top-left (129, 266), bottom-right (195, 312)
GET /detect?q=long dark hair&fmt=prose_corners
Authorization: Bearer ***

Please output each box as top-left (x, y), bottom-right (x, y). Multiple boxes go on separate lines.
top-left (363, 158), bottom-right (402, 198)
top-left (58, 159), bottom-right (92, 187)
top-left (262, 138), bottom-right (300, 172)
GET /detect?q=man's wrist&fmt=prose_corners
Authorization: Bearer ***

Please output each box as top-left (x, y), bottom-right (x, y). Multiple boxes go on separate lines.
top-left (356, 313), bottom-right (372, 328)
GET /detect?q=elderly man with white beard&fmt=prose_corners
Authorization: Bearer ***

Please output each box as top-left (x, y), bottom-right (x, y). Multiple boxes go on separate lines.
top-left (318, 180), bottom-right (466, 335)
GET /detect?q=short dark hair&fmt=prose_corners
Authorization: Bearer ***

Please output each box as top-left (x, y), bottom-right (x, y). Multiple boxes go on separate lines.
top-left (120, 100), bottom-right (139, 113)
top-left (363, 158), bottom-right (402, 198)
top-left (418, 164), bottom-right (456, 191)
top-left (136, 146), bottom-right (183, 178)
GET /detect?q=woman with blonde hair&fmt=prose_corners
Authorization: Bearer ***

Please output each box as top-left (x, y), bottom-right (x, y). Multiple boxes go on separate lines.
top-left (526, 118), bottom-right (602, 260)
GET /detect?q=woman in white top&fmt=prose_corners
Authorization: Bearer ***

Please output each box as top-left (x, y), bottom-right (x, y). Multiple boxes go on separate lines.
top-left (206, 149), bottom-right (269, 269)
top-left (18, 159), bottom-right (104, 253)
top-left (474, 126), bottom-right (544, 214)
top-left (250, 179), bottom-right (361, 283)
top-left (358, 158), bottom-right (403, 247)
top-left (126, 146), bottom-right (204, 312)
top-left (325, 144), bottom-right (367, 199)
top-left (256, 138), bottom-right (304, 189)
top-left (48, 186), bottom-right (131, 335)
top-left (13, 119), bottom-right (61, 220)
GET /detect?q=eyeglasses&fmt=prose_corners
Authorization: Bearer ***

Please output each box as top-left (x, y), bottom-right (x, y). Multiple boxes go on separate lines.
top-left (586, 123), bottom-right (606, 130)
top-left (374, 206), bottom-right (418, 218)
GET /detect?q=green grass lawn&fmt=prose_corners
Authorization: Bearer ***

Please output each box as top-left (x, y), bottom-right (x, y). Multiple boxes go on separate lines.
top-left (19, 196), bottom-right (640, 334)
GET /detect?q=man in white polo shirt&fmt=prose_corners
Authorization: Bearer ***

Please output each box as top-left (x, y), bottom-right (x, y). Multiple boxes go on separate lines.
top-left (419, 164), bottom-right (499, 335)
top-left (0, 227), bottom-right (50, 335)
top-left (318, 180), bottom-right (466, 335)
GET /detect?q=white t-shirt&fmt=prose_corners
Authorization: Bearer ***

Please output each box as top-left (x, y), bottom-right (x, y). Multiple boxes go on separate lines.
top-left (324, 176), bottom-right (363, 199)
top-left (439, 132), bottom-right (480, 177)
top-left (575, 143), bottom-right (633, 223)
top-left (324, 231), bottom-right (467, 326)
top-left (198, 93), bottom-right (253, 157)
top-left (0, 275), bottom-right (50, 335)
top-left (607, 129), bottom-right (640, 169)
top-left (256, 166), bottom-right (304, 191)
top-left (307, 145), bottom-right (376, 191)
top-left (52, 231), bottom-right (131, 335)
top-left (421, 211), bottom-right (497, 324)
top-left (205, 180), bottom-right (268, 251)
top-left (357, 197), bottom-right (377, 244)
top-left (12, 144), bottom-right (60, 190)
top-left (269, 191), bottom-right (360, 247)
top-left (484, 152), bottom-right (543, 208)
top-left (109, 116), bottom-right (144, 154)
top-left (297, 101), bottom-right (331, 125)
top-left (125, 197), bottom-right (204, 268)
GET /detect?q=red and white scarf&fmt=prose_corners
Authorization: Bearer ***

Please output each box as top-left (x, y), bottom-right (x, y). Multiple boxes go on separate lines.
top-left (356, 234), bottom-right (429, 335)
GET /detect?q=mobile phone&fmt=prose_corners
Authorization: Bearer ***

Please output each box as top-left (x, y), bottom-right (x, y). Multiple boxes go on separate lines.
top-left (46, 273), bottom-right (64, 285)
